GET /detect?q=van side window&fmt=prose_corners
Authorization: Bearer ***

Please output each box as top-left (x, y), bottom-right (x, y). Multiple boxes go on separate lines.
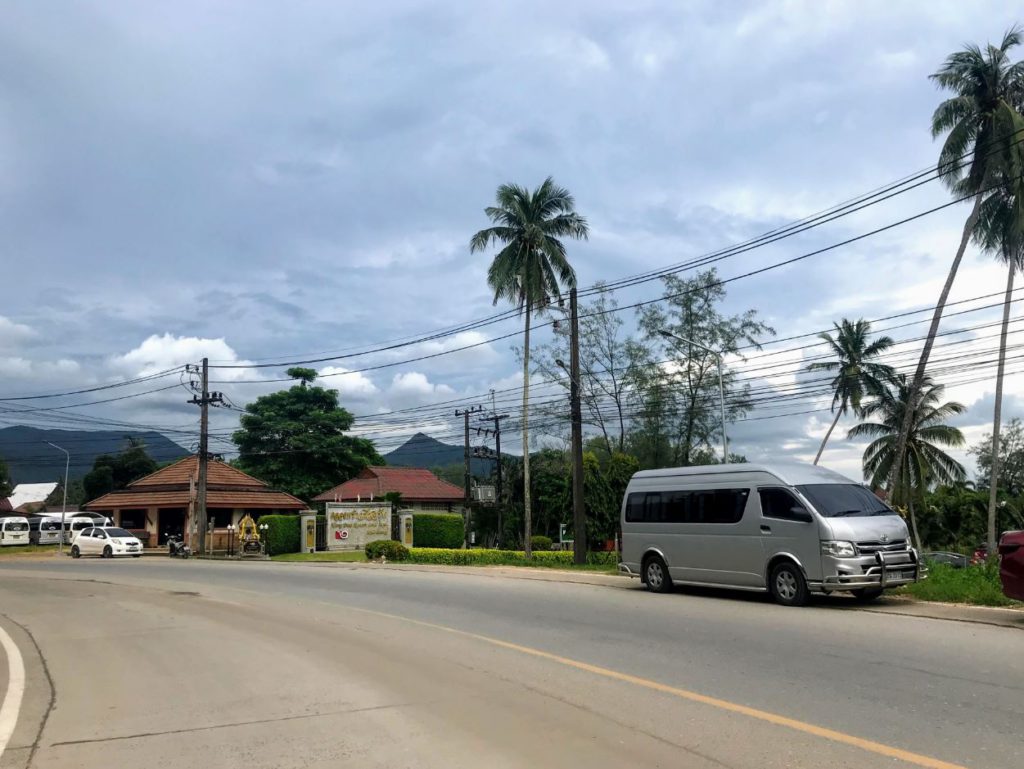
top-left (626, 489), bottom-right (747, 523)
top-left (759, 488), bottom-right (804, 521)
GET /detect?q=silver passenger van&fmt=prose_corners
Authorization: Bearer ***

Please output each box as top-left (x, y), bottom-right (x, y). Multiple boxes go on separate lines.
top-left (619, 462), bottom-right (920, 606)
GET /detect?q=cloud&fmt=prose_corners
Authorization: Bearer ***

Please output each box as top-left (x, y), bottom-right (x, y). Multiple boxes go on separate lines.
top-left (0, 316), bottom-right (36, 350)
top-left (318, 365), bottom-right (379, 398)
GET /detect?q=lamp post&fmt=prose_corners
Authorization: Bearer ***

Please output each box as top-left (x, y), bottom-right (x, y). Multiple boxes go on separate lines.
top-left (227, 524), bottom-right (235, 557)
top-left (658, 329), bottom-right (729, 464)
top-left (45, 442), bottom-right (70, 556)
top-left (259, 523), bottom-right (269, 556)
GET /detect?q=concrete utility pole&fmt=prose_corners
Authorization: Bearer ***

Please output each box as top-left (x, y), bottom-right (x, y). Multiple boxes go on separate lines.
top-left (555, 288), bottom-right (586, 565)
top-left (658, 329), bottom-right (729, 463)
top-left (474, 407), bottom-right (508, 548)
top-left (188, 358), bottom-right (223, 556)
top-left (455, 405), bottom-right (483, 547)
top-left (45, 442), bottom-right (70, 556)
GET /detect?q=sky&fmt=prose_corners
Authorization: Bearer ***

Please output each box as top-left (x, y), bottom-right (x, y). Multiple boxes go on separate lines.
top-left (0, 0), bottom-right (1021, 482)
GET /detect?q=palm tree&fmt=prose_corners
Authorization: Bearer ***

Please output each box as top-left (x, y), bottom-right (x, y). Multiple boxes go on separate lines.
top-left (973, 169), bottom-right (1024, 554)
top-left (806, 319), bottom-right (895, 465)
top-left (850, 374), bottom-right (967, 550)
top-left (890, 28), bottom-right (1024, 501)
top-left (470, 177), bottom-right (588, 557)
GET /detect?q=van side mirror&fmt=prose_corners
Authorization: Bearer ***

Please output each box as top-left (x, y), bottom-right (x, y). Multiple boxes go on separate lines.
top-left (790, 506), bottom-right (813, 523)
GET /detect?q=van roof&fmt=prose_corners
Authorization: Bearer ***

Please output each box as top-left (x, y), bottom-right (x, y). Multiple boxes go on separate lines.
top-left (631, 462), bottom-right (857, 486)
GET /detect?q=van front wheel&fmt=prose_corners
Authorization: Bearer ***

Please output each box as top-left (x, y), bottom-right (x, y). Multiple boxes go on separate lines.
top-left (769, 561), bottom-right (809, 606)
top-left (643, 555), bottom-right (672, 594)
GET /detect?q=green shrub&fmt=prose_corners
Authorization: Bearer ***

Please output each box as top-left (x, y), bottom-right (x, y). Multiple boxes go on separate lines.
top-left (413, 513), bottom-right (464, 548)
top-left (406, 548), bottom-right (575, 566)
top-left (530, 535), bottom-right (553, 552)
top-left (901, 561), bottom-right (1020, 607)
top-left (365, 539), bottom-right (410, 561)
top-left (259, 514), bottom-right (300, 555)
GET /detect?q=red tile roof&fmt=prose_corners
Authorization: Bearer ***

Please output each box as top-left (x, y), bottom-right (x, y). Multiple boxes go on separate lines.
top-left (0, 497), bottom-right (12, 512)
top-left (85, 456), bottom-right (306, 511)
top-left (313, 466), bottom-right (464, 503)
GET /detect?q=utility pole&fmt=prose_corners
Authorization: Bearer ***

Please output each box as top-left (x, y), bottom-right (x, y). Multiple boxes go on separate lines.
top-left (475, 406), bottom-right (508, 548)
top-left (554, 289), bottom-right (586, 564)
top-left (455, 405), bottom-right (483, 547)
top-left (188, 358), bottom-right (223, 556)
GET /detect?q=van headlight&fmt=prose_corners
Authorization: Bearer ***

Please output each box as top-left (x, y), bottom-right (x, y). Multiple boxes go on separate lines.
top-left (821, 541), bottom-right (857, 557)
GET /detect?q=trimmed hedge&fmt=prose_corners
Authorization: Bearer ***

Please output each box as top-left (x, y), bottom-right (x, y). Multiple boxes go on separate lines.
top-left (530, 535), bottom-right (553, 552)
top-left (365, 540), bottom-right (410, 561)
top-left (259, 514), bottom-right (300, 555)
top-left (413, 513), bottom-right (464, 548)
top-left (407, 548), bottom-right (575, 566)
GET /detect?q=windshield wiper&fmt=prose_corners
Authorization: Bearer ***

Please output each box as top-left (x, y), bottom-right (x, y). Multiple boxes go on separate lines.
top-left (830, 509), bottom-right (865, 517)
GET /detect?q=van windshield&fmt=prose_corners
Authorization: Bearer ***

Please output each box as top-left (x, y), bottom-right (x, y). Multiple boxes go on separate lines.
top-left (796, 484), bottom-right (896, 518)
top-left (4, 521), bottom-right (29, 531)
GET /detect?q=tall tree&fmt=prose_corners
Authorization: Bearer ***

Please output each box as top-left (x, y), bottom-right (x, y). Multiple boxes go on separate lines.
top-left (890, 28), bottom-right (1024, 504)
top-left (0, 456), bottom-right (12, 499)
top-left (806, 319), bottom-right (895, 465)
top-left (530, 285), bottom-right (643, 456)
top-left (850, 374), bottom-right (967, 550)
top-left (633, 269), bottom-right (774, 468)
top-left (232, 368), bottom-right (384, 500)
top-left (973, 147), bottom-right (1024, 554)
top-left (969, 417), bottom-right (1024, 496)
top-left (470, 177), bottom-right (588, 556)
top-left (82, 437), bottom-right (159, 501)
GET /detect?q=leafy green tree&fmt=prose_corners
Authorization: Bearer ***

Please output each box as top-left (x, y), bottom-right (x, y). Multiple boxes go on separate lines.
top-left (806, 319), bottom-right (894, 465)
top-left (574, 451), bottom-right (640, 544)
top-left (232, 368), bottom-right (383, 501)
top-left (632, 269), bottom-right (774, 468)
top-left (82, 438), bottom-right (158, 501)
top-left (44, 479), bottom-right (86, 510)
top-left (470, 177), bottom-right (588, 557)
top-left (0, 456), bottom-right (12, 499)
top-left (970, 418), bottom-right (1024, 495)
top-left (891, 28), bottom-right (1024, 503)
top-left (849, 374), bottom-right (967, 550)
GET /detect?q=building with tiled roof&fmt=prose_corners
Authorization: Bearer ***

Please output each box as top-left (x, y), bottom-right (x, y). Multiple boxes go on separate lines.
top-left (85, 456), bottom-right (306, 546)
top-left (313, 466), bottom-right (464, 512)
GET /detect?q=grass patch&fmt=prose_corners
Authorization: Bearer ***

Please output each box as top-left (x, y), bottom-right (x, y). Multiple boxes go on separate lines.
top-left (272, 551), bottom-right (368, 563)
top-left (898, 561), bottom-right (1022, 608)
top-left (0, 544), bottom-right (62, 556)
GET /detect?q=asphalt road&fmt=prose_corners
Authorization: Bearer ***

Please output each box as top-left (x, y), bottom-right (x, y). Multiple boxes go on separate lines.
top-left (0, 558), bottom-right (1020, 769)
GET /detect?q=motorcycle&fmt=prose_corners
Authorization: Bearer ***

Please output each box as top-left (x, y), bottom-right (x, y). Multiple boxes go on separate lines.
top-left (167, 533), bottom-right (191, 559)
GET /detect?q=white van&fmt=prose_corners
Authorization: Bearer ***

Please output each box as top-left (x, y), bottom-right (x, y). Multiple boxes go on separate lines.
top-left (62, 516), bottom-right (99, 545)
top-left (30, 517), bottom-right (63, 545)
top-left (0, 516), bottom-right (31, 546)
top-left (619, 462), bottom-right (920, 606)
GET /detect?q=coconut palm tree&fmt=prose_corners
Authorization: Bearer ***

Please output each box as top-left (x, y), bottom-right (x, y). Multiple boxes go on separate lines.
top-left (806, 319), bottom-right (895, 465)
top-left (890, 28), bottom-right (1024, 501)
top-left (973, 169), bottom-right (1024, 554)
top-left (850, 374), bottom-right (967, 550)
top-left (470, 177), bottom-right (588, 557)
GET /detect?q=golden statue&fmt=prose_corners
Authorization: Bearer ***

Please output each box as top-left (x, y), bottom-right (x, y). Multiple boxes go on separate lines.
top-left (238, 513), bottom-right (260, 543)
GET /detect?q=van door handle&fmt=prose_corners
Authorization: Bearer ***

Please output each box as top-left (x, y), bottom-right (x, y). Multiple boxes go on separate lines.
top-left (760, 525), bottom-right (772, 534)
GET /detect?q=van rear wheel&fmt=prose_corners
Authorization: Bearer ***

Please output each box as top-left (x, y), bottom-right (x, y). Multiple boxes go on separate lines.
top-left (769, 561), bottom-right (809, 606)
top-left (643, 555), bottom-right (672, 594)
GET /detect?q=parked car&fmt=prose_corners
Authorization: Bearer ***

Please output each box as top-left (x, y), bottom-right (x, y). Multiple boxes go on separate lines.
top-left (997, 531), bottom-right (1024, 601)
top-left (70, 526), bottom-right (143, 558)
top-left (29, 517), bottom-right (63, 545)
top-left (921, 551), bottom-right (969, 569)
top-left (0, 516), bottom-right (31, 546)
top-left (619, 462), bottom-right (920, 606)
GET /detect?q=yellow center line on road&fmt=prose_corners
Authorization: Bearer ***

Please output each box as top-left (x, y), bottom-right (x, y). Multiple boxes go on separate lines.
top-left (346, 604), bottom-right (967, 769)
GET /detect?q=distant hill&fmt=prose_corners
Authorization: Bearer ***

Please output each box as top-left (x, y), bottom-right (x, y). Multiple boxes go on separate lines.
top-left (383, 432), bottom-right (493, 476)
top-left (0, 426), bottom-right (189, 484)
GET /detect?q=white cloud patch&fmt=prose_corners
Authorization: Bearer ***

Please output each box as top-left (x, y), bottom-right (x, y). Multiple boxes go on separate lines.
top-left (0, 316), bottom-right (36, 350)
top-left (318, 365), bottom-right (379, 398)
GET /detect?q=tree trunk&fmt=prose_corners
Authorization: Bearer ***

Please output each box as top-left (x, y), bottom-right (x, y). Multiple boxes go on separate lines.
top-left (908, 495), bottom-right (923, 553)
top-left (986, 260), bottom-right (1014, 556)
top-left (889, 192), bottom-right (983, 496)
top-left (813, 408), bottom-right (843, 466)
top-left (522, 303), bottom-right (533, 559)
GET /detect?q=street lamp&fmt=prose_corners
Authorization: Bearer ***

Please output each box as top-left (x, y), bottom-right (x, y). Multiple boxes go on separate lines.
top-left (226, 524), bottom-right (236, 557)
top-left (259, 523), bottom-right (269, 556)
top-left (45, 442), bottom-right (70, 556)
top-left (658, 329), bottom-right (729, 463)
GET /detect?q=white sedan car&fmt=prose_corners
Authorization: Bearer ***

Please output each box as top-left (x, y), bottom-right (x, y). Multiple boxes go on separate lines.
top-left (71, 526), bottom-right (143, 558)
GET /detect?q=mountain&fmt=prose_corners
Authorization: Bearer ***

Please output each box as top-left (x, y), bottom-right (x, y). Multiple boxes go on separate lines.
top-left (0, 426), bottom-right (190, 484)
top-left (383, 432), bottom-right (494, 476)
